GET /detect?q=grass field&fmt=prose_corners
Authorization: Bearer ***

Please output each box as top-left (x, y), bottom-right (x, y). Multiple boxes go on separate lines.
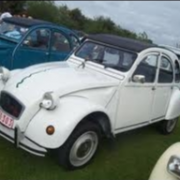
top-left (0, 122), bottom-right (179, 180)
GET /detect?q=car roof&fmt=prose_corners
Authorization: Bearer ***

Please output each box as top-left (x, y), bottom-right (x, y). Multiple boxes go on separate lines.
top-left (3, 17), bottom-right (52, 27)
top-left (3, 17), bottom-right (79, 37)
top-left (83, 34), bottom-right (157, 53)
top-left (158, 44), bottom-right (180, 56)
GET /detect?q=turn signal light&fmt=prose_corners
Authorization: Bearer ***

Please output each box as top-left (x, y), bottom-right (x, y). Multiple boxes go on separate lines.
top-left (46, 125), bottom-right (55, 135)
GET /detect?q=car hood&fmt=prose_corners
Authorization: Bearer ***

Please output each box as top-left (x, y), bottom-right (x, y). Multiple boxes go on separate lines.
top-left (4, 62), bottom-right (120, 105)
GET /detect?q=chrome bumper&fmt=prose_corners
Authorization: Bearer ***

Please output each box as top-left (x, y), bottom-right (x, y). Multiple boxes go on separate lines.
top-left (0, 124), bottom-right (47, 157)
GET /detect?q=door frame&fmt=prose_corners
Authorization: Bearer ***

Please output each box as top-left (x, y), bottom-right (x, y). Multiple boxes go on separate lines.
top-left (114, 51), bottom-right (161, 133)
top-left (12, 26), bottom-right (52, 68)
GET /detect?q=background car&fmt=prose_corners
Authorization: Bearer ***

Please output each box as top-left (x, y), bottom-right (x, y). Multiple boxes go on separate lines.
top-left (159, 44), bottom-right (180, 60)
top-left (149, 142), bottom-right (180, 180)
top-left (0, 17), bottom-right (80, 69)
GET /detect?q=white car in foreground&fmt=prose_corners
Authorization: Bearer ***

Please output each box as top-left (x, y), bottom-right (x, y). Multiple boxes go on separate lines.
top-left (0, 34), bottom-right (180, 170)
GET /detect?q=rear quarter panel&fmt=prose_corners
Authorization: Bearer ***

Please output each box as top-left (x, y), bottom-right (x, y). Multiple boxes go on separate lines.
top-left (165, 87), bottom-right (180, 120)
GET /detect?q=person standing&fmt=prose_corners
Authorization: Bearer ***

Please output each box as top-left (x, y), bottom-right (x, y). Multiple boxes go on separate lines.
top-left (0, 8), bottom-right (12, 23)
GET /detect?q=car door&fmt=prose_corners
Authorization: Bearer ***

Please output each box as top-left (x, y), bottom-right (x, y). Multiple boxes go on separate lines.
top-left (115, 53), bottom-right (159, 131)
top-left (151, 54), bottom-right (174, 120)
top-left (49, 30), bottom-right (71, 62)
top-left (12, 28), bottom-right (51, 69)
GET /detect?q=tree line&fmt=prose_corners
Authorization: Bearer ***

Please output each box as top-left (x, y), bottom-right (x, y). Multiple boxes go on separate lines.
top-left (0, 1), bottom-right (153, 43)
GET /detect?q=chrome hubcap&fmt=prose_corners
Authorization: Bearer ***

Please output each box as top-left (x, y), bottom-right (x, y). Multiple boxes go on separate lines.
top-left (69, 131), bottom-right (98, 167)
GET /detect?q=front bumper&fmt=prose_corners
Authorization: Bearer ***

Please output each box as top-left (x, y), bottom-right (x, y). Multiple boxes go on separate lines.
top-left (0, 123), bottom-right (47, 157)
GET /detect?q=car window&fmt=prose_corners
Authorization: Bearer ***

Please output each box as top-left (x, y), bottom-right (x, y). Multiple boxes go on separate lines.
top-left (158, 56), bottom-right (173, 83)
top-left (133, 55), bottom-right (158, 83)
top-left (22, 28), bottom-right (50, 50)
top-left (75, 41), bottom-right (137, 72)
top-left (51, 31), bottom-right (71, 52)
top-left (70, 35), bottom-right (80, 48)
top-left (0, 21), bottom-right (28, 42)
top-left (175, 60), bottom-right (180, 82)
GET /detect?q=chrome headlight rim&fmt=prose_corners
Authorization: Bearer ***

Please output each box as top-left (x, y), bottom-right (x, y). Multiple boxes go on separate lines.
top-left (40, 92), bottom-right (58, 110)
top-left (0, 66), bottom-right (10, 82)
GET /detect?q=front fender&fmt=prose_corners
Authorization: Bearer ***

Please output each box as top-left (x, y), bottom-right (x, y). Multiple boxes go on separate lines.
top-left (25, 96), bottom-right (110, 149)
top-left (165, 87), bottom-right (180, 120)
top-left (149, 143), bottom-right (180, 180)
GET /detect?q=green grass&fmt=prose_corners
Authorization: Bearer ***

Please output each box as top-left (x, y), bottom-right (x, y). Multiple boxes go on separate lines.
top-left (0, 123), bottom-right (180, 180)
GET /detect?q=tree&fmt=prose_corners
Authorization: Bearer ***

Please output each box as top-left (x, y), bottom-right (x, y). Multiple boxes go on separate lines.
top-left (68, 8), bottom-right (87, 29)
top-left (0, 1), bottom-right (27, 15)
top-left (26, 1), bottom-right (153, 43)
top-left (137, 32), bottom-right (153, 43)
top-left (26, 1), bottom-right (59, 23)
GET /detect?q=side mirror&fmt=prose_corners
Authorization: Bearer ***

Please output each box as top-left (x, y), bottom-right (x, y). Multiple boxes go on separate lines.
top-left (132, 75), bottom-right (145, 83)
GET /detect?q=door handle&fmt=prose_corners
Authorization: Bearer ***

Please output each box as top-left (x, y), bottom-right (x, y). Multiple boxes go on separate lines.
top-left (152, 87), bottom-right (156, 91)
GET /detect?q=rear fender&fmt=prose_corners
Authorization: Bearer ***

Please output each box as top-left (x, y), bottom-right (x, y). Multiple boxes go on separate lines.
top-left (165, 87), bottom-right (180, 120)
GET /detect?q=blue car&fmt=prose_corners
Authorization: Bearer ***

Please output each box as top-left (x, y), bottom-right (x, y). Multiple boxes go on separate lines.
top-left (0, 17), bottom-right (80, 69)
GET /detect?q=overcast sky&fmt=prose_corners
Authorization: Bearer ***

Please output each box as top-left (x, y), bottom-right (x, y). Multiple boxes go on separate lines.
top-left (55, 1), bottom-right (180, 46)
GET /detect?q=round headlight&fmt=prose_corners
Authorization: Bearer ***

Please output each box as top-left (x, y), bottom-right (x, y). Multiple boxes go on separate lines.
top-left (40, 99), bottom-right (53, 109)
top-left (40, 92), bottom-right (59, 110)
top-left (0, 67), bottom-right (10, 82)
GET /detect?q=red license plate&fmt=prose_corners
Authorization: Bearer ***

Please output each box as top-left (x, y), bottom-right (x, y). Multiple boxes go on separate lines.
top-left (0, 109), bottom-right (14, 129)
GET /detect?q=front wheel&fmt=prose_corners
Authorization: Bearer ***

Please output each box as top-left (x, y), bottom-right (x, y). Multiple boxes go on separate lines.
top-left (159, 117), bottom-right (178, 135)
top-left (57, 121), bottom-right (101, 170)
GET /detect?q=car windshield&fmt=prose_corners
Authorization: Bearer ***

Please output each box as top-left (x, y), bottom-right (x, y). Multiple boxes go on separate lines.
top-left (75, 41), bottom-right (137, 72)
top-left (0, 21), bottom-right (29, 42)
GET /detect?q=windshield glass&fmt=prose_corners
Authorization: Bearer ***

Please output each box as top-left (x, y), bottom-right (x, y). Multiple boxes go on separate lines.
top-left (0, 21), bottom-right (29, 42)
top-left (75, 41), bottom-right (137, 72)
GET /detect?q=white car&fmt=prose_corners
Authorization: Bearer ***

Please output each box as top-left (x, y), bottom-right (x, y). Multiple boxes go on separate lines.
top-left (0, 34), bottom-right (180, 170)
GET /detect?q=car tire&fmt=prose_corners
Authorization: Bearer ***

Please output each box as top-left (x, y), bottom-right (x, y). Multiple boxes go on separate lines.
top-left (159, 117), bottom-right (178, 135)
top-left (57, 121), bottom-right (101, 170)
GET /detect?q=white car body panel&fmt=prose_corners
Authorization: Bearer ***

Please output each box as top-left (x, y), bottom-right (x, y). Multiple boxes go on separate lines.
top-left (0, 38), bottom-right (180, 157)
top-left (3, 60), bottom-right (120, 132)
top-left (25, 96), bottom-right (112, 148)
top-left (166, 87), bottom-right (180, 120)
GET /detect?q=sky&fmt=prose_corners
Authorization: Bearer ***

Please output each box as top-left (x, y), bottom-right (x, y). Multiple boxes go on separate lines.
top-left (55, 1), bottom-right (180, 46)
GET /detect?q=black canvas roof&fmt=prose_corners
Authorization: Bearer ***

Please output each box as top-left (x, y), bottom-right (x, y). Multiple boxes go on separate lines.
top-left (3, 17), bottom-right (53, 28)
top-left (84, 34), bottom-right (157, 53)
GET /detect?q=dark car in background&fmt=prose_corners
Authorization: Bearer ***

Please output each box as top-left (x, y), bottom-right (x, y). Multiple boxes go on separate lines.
top-left (0, 17), bottom-right (80, 69)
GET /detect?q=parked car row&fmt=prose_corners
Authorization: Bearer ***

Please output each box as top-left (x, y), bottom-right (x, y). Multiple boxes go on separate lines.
top-left (0, 17), bottom-right (180, 171)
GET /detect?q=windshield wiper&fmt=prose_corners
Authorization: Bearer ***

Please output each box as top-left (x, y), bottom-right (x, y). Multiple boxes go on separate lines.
top-left (78, 57), bottom-right (104, 69)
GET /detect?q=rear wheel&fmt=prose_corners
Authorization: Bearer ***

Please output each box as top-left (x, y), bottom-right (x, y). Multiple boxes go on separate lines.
top-left (159, 117), bottom-right (178, 135)
top-left (57, 121), bottom-right (101, 170)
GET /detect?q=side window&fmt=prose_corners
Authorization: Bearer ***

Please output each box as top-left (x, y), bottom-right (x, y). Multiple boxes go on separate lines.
top-left (158, 56), bottom-right (173, 83)
top-left (175, 60), bottom-right (180, 82)
top-left (51, 32), bottom-right (71, 52)
top-left (133, 55), bottom-right (158, 83)
top-left (71, 35), bottom-right (80, 48)
top-left (23, 28), bottom-right (50, 50)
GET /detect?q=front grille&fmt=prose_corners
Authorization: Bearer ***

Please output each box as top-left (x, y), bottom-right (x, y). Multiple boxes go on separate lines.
top-left (0, 91), bottom-right (24, 119)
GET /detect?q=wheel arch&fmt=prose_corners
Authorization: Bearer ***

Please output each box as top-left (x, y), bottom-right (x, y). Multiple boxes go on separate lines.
top-left (76, 111), bottom-right (113, 138)
top-left (165, 87), bottom-right (180, 120)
